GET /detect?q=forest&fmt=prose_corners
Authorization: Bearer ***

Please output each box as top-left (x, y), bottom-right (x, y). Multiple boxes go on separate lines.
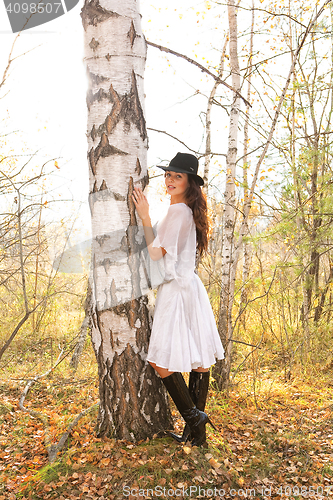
top-left (0, 0), bottom-right (333, 498)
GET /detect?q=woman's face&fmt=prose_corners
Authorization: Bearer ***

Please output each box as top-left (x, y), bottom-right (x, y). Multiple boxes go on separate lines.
top-left (164, 171), bottom-right (189, 201)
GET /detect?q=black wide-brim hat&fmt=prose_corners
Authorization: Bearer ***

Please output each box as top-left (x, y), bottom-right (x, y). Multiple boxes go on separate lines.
top-left (156, 152), bottom-right (204, 186)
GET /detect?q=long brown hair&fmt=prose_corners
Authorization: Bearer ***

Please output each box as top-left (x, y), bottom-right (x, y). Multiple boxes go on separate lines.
top-left (184, 176), bottom-right (211, 257)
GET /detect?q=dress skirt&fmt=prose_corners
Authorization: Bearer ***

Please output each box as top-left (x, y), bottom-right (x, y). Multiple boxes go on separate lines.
top-left (146, 272), bottom-right (224, 372)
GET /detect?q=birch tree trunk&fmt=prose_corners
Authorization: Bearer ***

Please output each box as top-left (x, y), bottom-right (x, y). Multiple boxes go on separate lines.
top-left (213, 0), bottom-right (241, 390)
top-left (203, 34), bottom-right (228, 199)
top-left (81, 0), bottom-right (171, 440)
top-left (240, 0), bottom-right (254, 327)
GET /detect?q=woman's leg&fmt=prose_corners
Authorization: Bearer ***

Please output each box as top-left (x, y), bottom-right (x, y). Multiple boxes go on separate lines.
top-left (187, 368), bottom-right (211, 447)
top-left (190, 369), bottom-right (211, 411)
top-left (189, 370), bottom-right (211, 411)
top-left (148, 362), bottom-right (213, 446)
top-left (168, 368), bottom-right (207, 444)
top-left (168, 367), bottom-right (209, 441)
top-left (149, 361), bottom-right (174, 379)
top-left (149, 362), bottom-right (209, 376)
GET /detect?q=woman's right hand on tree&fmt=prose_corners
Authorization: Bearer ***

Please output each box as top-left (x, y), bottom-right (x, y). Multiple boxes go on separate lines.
top-left (132, 186), bottom-right (150, 222)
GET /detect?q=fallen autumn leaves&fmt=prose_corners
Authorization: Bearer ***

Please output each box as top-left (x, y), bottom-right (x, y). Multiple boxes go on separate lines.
top-left (0, 374), bottom-right (333, 499)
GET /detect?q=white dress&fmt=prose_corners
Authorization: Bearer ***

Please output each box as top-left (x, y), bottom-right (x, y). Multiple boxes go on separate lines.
top-left (146, 203), bottom-right (225, 372)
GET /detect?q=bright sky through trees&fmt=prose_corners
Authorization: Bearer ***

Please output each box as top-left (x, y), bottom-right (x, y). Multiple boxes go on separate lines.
top-left (0, 0), bottom-right (294, 241)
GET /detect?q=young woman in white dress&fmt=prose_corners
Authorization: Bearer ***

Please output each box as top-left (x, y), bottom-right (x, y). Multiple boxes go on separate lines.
top-left (132, 153), bottom-right (224, 447)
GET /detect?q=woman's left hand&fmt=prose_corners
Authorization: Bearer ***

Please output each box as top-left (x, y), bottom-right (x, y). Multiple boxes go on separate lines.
top-left (132, 186), bottom-right (150, 221)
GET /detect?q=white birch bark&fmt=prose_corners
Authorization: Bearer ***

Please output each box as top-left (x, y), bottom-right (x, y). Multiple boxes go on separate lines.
top-left (81, 0), bottom-right (171, 440)
top-left (240, 0), bottom-right (254, 325)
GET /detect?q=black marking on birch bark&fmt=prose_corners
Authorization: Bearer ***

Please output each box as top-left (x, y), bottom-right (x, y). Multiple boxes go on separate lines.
top-left (128, 176), bottom-right (137, 226)
top-left (128, 71), bottom-right (147, 141)
top-left (91, 303), bottom-right (98, 332)
top-left (88, 148), bottom-right (97, 175)
top-left (96, 133), bottom-right (127, 159)
top-left (91, 125), bottom-right (97, 141)
top-left (136, 295), bottom-right (151, 352)
top-left (110, 329), bottom-right (114, 349)
top-left (88, 148), bottom-right (96, 175)
top-left (88, 192), bottom-right (93, 213)
top-left (99, 180), bottom-right (107, 191)
top-left (126, 177), bottom-right (142, 304)
top-left (112, 303), bottom-right (125, 316)
top-left (120, 235), bottom-right (128, 254)
top-left (110, 279), bottom-right (119, 307)
top-left (91, 73), bottom-right (147, 141)
top-left (86, 90), bottom-right (93, 111)
top-left (89, 71), bottom-right (109, 86)
top-left (95, 305), bottom-right (104, 344)
top-left (101, 258), bottom-right (113, 275)
top-left (141, 258), bottom-right (152, 291)
top-left (95, 234), bottom-right (110, 247)
top-left (104, 84), bottom-right (123, 135)
top-left (87, 88), bottom-right (109, 111)
top-left (106, 53), bottom-right (111, 61)
top-left (81, 0), bottom-right (119, 31)
top-left (141, 173), bottom-right (149, 191)
top-left (110, 297), bottom-right (143, 329)
top-left (113, 192), bottom-right (125, 201)
top-left (89, 38), bottom-right (100, 51)
top-left (89, 133), bottom-right (128, 174)
top-left (128, 20), bottom-right (138, 48)
top-left (91, 239), bottom-right (132, 287)
top-left (92, 181), bottom-right (98, 193)
top-left (135, 158), bottom-right (141, 175)
top-left (129, 299), bottom-right (140, 329)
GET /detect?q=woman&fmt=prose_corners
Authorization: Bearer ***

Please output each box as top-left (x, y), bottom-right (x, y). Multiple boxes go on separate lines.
top-left (132, 152), bottom-right (224, 447)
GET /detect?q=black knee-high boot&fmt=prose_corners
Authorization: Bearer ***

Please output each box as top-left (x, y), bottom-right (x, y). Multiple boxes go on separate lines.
top-left (168, 371), bottom-right (210, 445)
top-left (162, 372), bottom-right (215, 447)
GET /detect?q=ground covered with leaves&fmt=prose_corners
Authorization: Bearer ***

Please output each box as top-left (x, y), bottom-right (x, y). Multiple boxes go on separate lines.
top-left (1, 371), bottom-right (333, 499)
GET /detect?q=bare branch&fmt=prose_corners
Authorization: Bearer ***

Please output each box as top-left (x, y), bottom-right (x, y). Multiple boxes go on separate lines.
top-left (18, 346), bottom-right (99, 462)
top-left (147, 127), bottom-right (199, 154)
top-left (229, 338), bottom-right (261, 348)
top-left (48, 402), bottom-right (99, 462)
top-left (0, 31), bottom-right (40, 94)
top-left (147, 127), bottom-right (226, 158)
top-left (19, 348), bottom-right (66, 456)
top-left (146, 40), bottom-right (252, 107)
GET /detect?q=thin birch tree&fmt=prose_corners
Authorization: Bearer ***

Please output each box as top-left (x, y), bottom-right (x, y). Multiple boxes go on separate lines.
top-left (239, 0), bottom-right (255, 327)
top-left (213, 0), bottom-right (241, 389)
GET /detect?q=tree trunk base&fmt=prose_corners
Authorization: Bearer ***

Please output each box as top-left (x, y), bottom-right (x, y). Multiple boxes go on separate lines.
top-left (95, 345), bottom-right (172, 441)
top-left (212, 359), bottom-right (230, 392)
